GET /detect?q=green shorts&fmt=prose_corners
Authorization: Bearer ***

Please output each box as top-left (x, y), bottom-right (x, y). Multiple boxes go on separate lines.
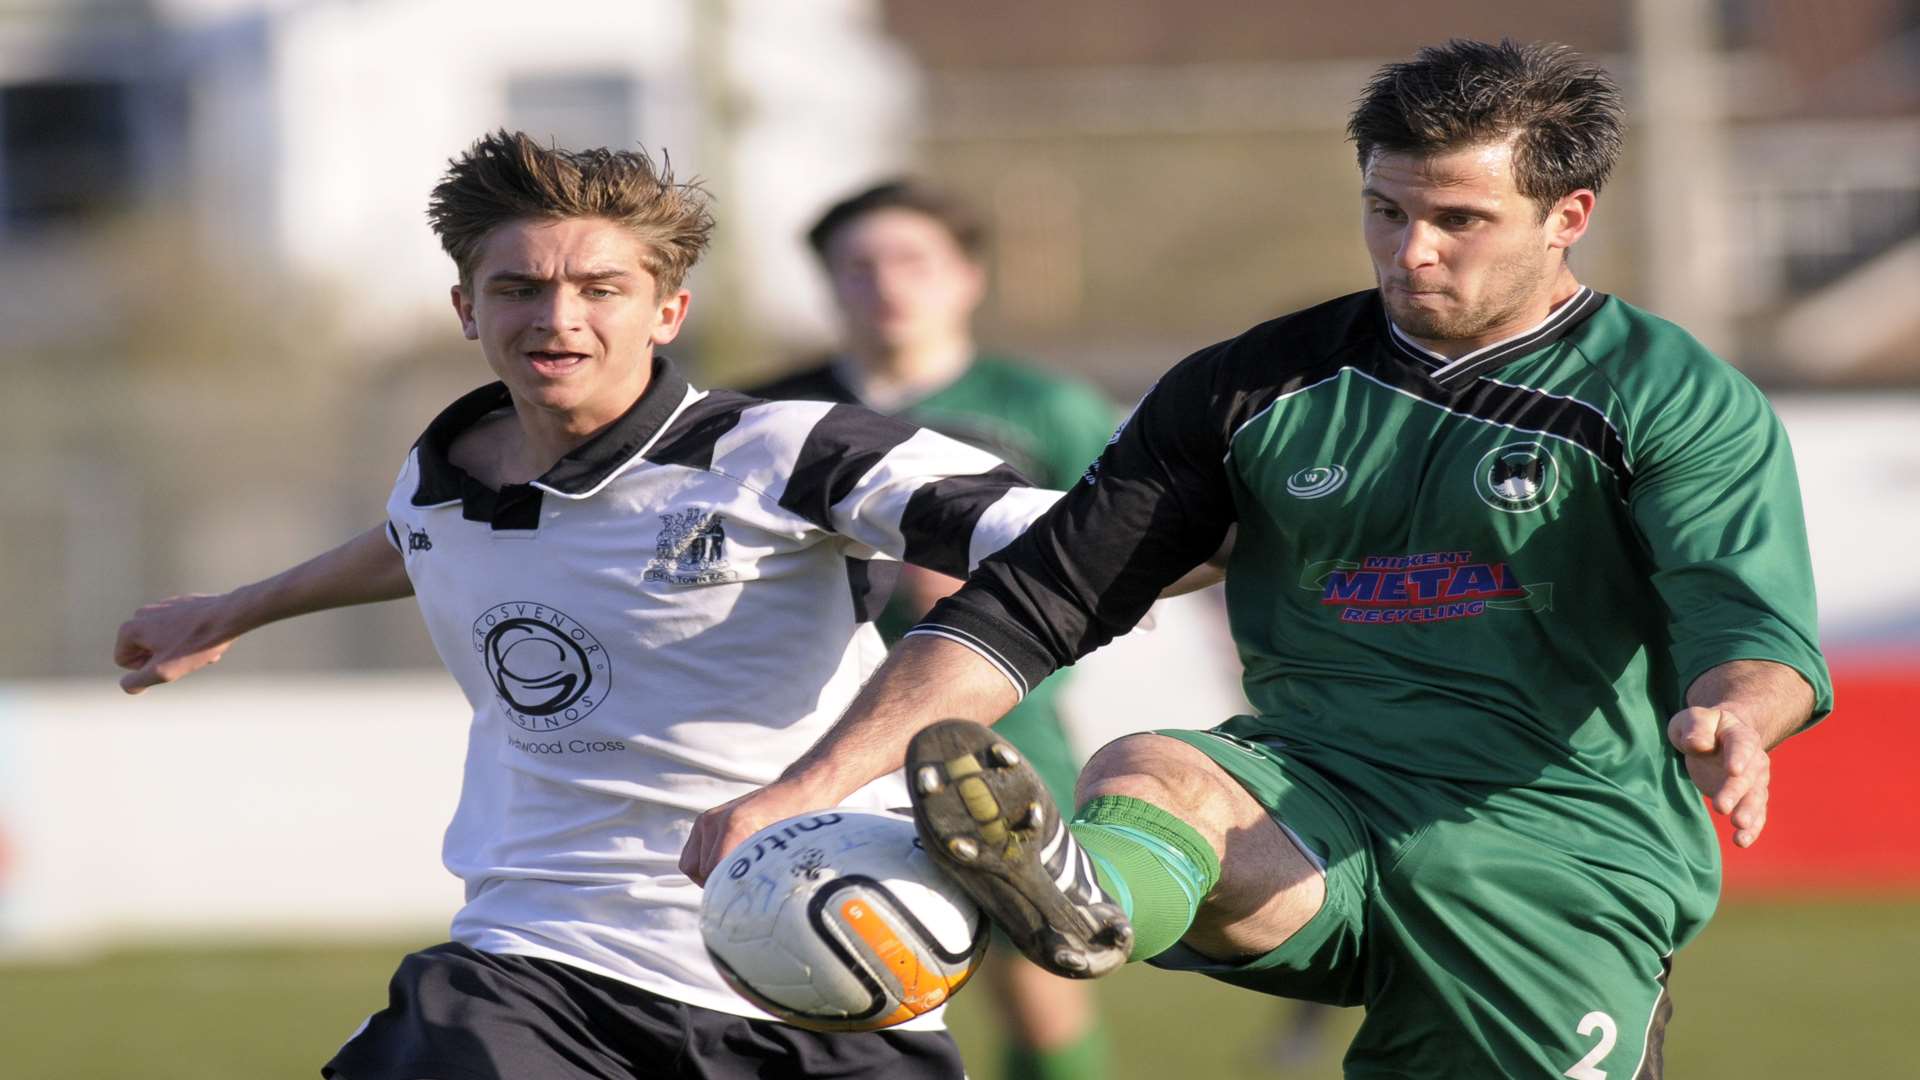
top-left (1150, 720), bottom-right (1678, 1079)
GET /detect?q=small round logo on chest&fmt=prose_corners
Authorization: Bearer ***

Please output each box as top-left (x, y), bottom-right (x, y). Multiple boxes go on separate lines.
top-left (1286, 465), bottom-right (1349, 499)
top-left (1475, 442), bottom-right (1559, 513)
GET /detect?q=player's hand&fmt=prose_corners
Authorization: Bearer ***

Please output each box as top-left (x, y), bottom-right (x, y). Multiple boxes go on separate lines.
top-left (113, 593), bottom-right (244, 694)
top-left (681, 777), bottom-right (842, 886)
top-left (1668, 705), bottom-right (1771, 848)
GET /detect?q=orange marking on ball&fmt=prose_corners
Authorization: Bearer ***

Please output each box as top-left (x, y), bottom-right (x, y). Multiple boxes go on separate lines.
top-left (840, 898), bottom-right (959, 1014)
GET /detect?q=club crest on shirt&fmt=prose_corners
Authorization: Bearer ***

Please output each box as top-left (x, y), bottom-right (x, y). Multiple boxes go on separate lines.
top-left (644, 507), bottom-right (740, 586)
top-left (1474, 442), bottom-right (1559, 513)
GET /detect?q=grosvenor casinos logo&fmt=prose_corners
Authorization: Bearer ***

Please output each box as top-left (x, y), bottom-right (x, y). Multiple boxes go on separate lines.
top-left (471, 602), bottom-right (610, 731)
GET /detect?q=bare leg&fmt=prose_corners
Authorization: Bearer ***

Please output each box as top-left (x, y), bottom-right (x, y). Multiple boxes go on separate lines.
top-left (1075, 734), bottom-right (1324, 960)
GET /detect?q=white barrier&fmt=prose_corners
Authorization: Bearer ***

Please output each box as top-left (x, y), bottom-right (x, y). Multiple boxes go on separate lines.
top-left (0, 674), bottom-right (471, 955)
top-left (1774, 397), bottom-right (1920, 645)
top-left (1058, 589), bottom-right (1249, 753)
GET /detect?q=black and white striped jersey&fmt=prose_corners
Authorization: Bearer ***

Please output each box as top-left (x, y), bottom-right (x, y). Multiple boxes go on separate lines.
top-left (382, 356), bottom-right (1057, 1023)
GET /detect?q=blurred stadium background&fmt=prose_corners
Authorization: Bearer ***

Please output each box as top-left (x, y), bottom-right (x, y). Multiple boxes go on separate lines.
top-left (0, 1), bottom-right (1913, 1076)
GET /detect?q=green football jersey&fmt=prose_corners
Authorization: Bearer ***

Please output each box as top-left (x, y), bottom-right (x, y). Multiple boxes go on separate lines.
top-left (897, 354), bottom-right (1119, 493)
top-left (923, 287), bottom-right (1832, 941)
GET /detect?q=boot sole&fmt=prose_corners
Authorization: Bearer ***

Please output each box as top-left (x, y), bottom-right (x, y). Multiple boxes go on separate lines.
top-left (906, 719), bottom-right (1130, 978)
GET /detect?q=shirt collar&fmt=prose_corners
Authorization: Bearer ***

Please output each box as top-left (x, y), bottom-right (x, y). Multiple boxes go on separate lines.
top-left (1384, 286), bottom-right (1604, 387)
top-left (411, 354), bottom-right (696, 506)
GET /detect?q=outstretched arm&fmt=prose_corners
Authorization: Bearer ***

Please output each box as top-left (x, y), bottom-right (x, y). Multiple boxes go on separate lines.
top-left (680, 525), bottom-right (1230, 884)
top-left (1667, 658), bottom-right (1816, 849)
top-left (113, 523), bottom-right (413, 694)
top-left (681, 634), bottom-right (1014, 883)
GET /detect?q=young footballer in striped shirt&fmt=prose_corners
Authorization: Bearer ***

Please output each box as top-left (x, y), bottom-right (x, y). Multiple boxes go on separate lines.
top-left (114, 130), bottom-right (1070, 1080)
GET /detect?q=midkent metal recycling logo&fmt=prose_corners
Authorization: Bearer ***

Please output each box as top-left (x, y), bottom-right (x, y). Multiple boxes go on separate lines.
top-left (1300, 550), bottom-right (1553, 625)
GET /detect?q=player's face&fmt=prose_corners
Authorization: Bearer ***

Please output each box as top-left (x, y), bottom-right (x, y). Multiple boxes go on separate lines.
top-left (451, 216), bottom-right (690, 421)
top-left (822, 208), bottom-right (986, 355)
top-left (1362, 141), bottom-right (1591, 350)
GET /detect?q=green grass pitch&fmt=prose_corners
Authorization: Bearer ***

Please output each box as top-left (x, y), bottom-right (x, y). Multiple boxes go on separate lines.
top-left (1, 898), bottom-right (1909, 1078)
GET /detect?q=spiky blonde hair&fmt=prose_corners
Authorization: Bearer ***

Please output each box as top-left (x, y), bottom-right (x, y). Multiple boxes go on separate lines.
top-left (428, 130), bottom-right (714, 293)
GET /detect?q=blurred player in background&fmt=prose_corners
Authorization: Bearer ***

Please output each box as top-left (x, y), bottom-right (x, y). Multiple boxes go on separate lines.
top-left (688, 40), bottom-right (1832, 1077)
top-left (111, 131), bottom-right (1080, 1079)
top-left (751, 180), bottom-right (1116, 1080)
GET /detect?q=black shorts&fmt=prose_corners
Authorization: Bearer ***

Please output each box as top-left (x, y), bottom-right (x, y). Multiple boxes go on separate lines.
top-left (322, 942), bottom-right (967, 1080)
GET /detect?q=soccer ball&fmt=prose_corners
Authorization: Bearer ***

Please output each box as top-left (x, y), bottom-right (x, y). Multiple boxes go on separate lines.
top-left (699, 809), bottom-right (989, 1031)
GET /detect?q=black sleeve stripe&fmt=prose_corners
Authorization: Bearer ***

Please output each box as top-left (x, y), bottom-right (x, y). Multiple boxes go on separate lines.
top-left (385, 521), bottom-right (402, 551)
top-left (776, 403), bottom-right (920, 531)
top-left (898, 465), bottom-right (1033, 578)
top-left (846, 556), bottom-right (899, 624)
top-left (648, 390), bottom-right (752, 472)
top-left (903, 624), bottom-right (1031, 699)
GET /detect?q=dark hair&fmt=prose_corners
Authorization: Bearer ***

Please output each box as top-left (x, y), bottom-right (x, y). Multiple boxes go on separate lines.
top-left (427, 129), bottom-right (714, 292)
top-left (1347, 39), bottom-right (1624, 210)
top-left (806, 179), bottom-right (988, 260)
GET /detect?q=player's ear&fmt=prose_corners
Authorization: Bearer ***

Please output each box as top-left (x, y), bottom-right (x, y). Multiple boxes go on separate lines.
top-left (651, 288), bottom-right (692, 347)
top-left (957, 254), bottom-right (988, 311)
top-left (451, 284), bottom-right (479, 341)
top-left (1545, 190), bottom-right (1595, 252)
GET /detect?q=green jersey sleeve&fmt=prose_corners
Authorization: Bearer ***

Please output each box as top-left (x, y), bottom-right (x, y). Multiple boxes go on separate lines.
top-left (1623, 353), bottom-right (1833, 723)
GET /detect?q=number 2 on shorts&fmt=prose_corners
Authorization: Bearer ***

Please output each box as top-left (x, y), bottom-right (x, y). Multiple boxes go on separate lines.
top-left (1563, 1010), bottom-right (1618, 1079)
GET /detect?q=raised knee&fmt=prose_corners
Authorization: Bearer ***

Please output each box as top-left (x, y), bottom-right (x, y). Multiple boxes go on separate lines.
top-left (1074, 734), bottom-right (1254, 843)
top-left (1077, 733), bottom-right (1200, 804)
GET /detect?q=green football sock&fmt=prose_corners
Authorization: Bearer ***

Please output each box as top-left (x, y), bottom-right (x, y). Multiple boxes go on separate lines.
top-left (1003, 1022), bottom-right (1110, 1080)
top-left (1068, 795), bottom-right (1221, 961)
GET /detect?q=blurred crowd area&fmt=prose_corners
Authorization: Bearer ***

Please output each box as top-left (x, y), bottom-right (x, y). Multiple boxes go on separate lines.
top-left (1, 0), bottom-right (1915, 679)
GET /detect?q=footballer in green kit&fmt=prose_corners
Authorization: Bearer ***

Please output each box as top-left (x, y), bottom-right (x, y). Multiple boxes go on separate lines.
top-left (690, 40), bottom-right (1833, 1078)
top-left (752, 180), bottom-right (1118, 827)
top-left (751, 181), bottom-right (1118, 1080)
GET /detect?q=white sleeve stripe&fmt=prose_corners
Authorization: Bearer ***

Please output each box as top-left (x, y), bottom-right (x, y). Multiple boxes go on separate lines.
top-left (707, 400), bottom-right (839, 509)
top-left (966, 486), bottom-right (1062, 571)
top-left (902, 625), bottom-right (1030, 700)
